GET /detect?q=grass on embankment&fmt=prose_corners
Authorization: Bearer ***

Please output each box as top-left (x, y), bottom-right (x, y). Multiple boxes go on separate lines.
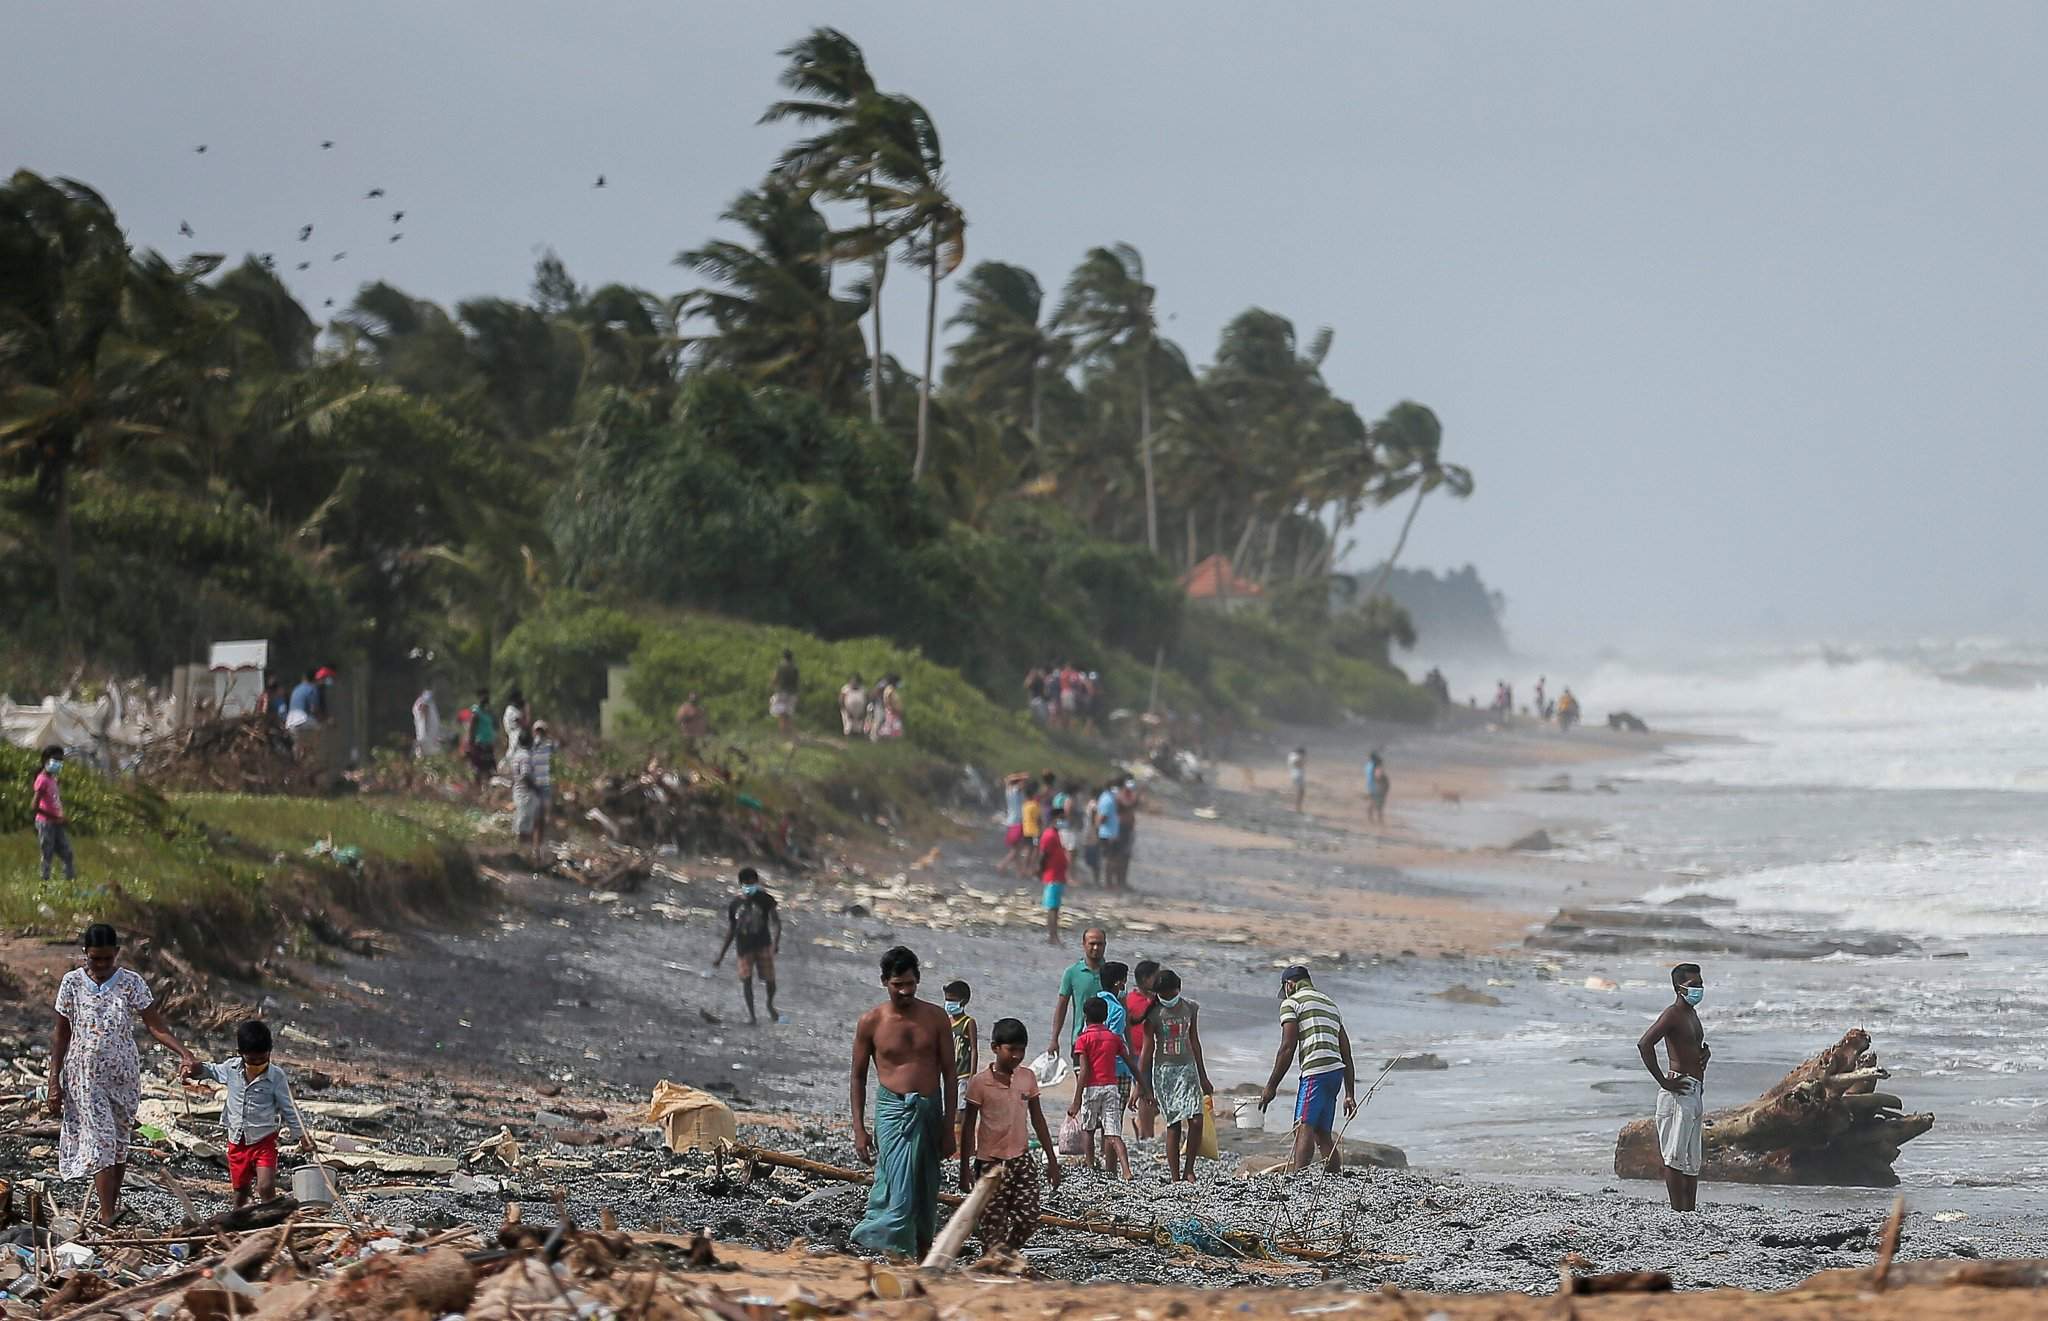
top-left (1, 742), bottom-right (477, 957)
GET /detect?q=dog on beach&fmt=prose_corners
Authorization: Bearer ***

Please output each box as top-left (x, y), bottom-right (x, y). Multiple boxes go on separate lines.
top-left (1435, 785), bottom-right (1463, 808)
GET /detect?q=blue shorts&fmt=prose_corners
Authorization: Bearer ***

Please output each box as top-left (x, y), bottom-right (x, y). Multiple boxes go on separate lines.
top-left (1042, 882), bottom-right (1066, 911)
top-left (1295, 1067), bottom-right (1345, 1133)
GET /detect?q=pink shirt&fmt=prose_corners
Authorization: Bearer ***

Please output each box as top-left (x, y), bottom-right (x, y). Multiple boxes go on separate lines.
top-left (964, 1065), bottom-right (1039, 1160)
top-left (32, 771), bottom-right (62, 824)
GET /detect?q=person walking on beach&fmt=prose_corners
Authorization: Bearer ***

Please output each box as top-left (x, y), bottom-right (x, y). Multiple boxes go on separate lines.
top-left (850, 946), bottom-right (957, 1259)
top-left (1365, 750), bottom-right (1390, 826)
top-left (958, 1018), bottom-right (1060, 1251)
top-left (47, 924), bottom-right (201, 1226)
top-left (1126, 960), bottom-right (1160, 1139)
top-left (1067, 996), bottom-right (1141, 1179)
top-left (1137, 968), bottom-right (1213, 1183)
top-left (1257, 966), bottom-right (1358, 1172)
top-left (714, 867), bottom-right (782, 1025)
top-left (1288, 746), bottom-right (1307, 813)
top-left (1048, 927), bottom-right (1108, 1057)
top-left (1637, 962), bottom-right (1710, 1211)
top-left (33, 745), bottom-right (75, 883)
top-left (1039, 805), bottom-right (1071, 944)
top-left (771, 648), bottom-right (801, 737)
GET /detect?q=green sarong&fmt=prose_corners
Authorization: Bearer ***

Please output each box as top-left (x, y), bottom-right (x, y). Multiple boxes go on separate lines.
top-left (851, 1085), bottom-right (942, 1258)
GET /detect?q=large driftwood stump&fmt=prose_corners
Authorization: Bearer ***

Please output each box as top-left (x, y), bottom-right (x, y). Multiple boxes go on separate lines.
top-left (1614, 1030), bottom-right (1933, 1187)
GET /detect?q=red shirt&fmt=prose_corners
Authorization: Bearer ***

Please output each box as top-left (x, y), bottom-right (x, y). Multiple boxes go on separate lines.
top-left (1073, 1024), bottom-right (1123, 1088)
top-left (32, 771), bottom-right (63, 824)
top-left (1038, 826), bottom-right (1068, 884)
top-left (1124, 989), bottom-right (1154, 1059)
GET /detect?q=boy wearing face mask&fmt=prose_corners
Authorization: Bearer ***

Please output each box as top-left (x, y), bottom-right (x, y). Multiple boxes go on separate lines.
top-left (1637, 962), bottom-right (1711, 1211)
top-left (33, 746), bottom-right (75, 882)
top-left (714, 867), bottom-right (783, 1024)
top-left (944, 980), bottom-right (977, 1079)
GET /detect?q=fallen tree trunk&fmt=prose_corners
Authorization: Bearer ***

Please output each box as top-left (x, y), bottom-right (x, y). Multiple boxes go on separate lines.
top-left (1614, 1030), bottom-right (1933, 1187)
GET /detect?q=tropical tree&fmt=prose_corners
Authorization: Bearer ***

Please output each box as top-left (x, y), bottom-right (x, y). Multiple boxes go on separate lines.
top-left (860, 100), bottom-right (964, 481)
top-left (0, 172), bottom-right (172, 631)
top-left (760, 27), bottom-right (900, 424)
top-left (1054, 243), bottom-right (1163, 552)
top-left (1360, 401), bottom-right (1473, 603)
top-left (945, 261), bottom-right (1069, 445)
top-left (675, 182), bottom-right (869, 412)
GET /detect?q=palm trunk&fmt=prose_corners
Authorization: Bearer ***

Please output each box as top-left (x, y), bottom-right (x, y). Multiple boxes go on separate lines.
top-left (52, 460), bottom-right (75, 648)
top-left (867, 193), bottom-right (885, 425)
top-left (1028, 365), bottom-right (1042, 448)
top-left (1230, 513), bottom-right (1259, 577)
top-left (1363, 483), bottom-right (1429, 603)
top-left (1259, 515), bottom-right (1282, 585)
top-left (1185, 505), bottom-right (1198, 569)
top-left (913, 256), bottom-right (937, 480)
top-left (1137, 344), bottom-right (1158, 554)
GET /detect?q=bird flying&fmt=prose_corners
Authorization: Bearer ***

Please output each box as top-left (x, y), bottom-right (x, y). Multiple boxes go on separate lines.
top-left (389, 233), bottom-right (403, 243)
top-left (366, 187), bottom-right (385, 198)
top-left (331, 251), bottom-right (347, 261)
top-left (391, 210), bottom-right (404, 224)
top-left (594, 174), bottom-right (606, 188)
top-left (298, 224), bottom-right (313, 241)
top-left (178, 221), bottom-right (193, 237)
top-left (321, 140), bottom-right (334, 149)
top-left (296, 261), bottom-right (311, 271)
top-left (194, 144), bottom-right (208, 154)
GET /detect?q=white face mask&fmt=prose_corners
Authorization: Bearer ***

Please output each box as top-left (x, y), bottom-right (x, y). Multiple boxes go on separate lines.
top-left (46, 760), bottom-right (63, 776)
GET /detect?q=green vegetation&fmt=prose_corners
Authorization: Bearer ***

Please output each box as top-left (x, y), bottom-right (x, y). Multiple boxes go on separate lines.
top-left (1, 26), bottom-right (1467, 749)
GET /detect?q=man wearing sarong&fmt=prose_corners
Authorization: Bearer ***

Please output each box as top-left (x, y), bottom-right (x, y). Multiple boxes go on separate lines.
top-left (851, 945), bottom-right (957, 1257)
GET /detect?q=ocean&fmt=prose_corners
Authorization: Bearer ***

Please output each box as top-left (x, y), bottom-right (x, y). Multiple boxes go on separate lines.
top-left (1243, 644), bottom-right (2048, 1220)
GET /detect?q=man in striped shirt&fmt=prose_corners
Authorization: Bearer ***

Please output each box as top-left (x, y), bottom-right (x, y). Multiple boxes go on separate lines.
top-left (1258, 965), bottom-right (1357, 1172)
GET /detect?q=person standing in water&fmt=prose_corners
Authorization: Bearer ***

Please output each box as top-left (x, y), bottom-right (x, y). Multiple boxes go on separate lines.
top-left (1637, 962), bottom-right (1710, 1211)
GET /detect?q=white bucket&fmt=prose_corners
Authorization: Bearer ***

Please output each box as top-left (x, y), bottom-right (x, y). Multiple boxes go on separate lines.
top-left (1232, 1098), bottom-right (1266, 1130)
top-left (290, 1165), bottom-right (339, 1206)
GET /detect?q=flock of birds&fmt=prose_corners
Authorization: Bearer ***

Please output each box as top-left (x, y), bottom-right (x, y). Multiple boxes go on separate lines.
top-left (177, 140), bottom-right (607, 309)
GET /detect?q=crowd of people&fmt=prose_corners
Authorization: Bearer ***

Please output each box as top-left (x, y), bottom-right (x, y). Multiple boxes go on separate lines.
top-left (838, 926), bottom-right (1370, 1260)
top-left (1021, 663), bottom-right (1103, 730)
top-left (671, 656), bottom-right (909, 747)
top-left (1485, 675), bottom-right (1580, 730)
top-left (994, 770), bottom-right (1143, 943)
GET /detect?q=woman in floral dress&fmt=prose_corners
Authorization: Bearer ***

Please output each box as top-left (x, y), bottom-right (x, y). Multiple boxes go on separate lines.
top-left (45, 924), bottom-right (199, 1225)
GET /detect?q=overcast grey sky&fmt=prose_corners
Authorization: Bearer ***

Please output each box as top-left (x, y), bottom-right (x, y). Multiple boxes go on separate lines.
top-left (8, 3), bottom-right (2047, 653)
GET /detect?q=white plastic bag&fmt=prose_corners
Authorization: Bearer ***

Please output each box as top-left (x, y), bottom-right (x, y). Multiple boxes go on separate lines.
top-left (1057, 1108), bottom-right (1089, 1156)
top-left (1028, 1049), bottom-right (1070, 1088)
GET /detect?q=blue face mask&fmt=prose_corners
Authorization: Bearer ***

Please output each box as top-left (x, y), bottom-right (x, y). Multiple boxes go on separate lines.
top-left (944, 1000), bottom-right (963, 1017)
top-left (1683, 986), bottom-right (1704, 1007)
top-left (741, 884), bottom-right (761, 897)
top-left (45, 761), bottom-right (62, 776)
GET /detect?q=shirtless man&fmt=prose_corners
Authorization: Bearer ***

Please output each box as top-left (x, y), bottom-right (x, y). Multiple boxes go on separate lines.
top-left (850, 946), bottom-right (958, 1258)
top-left (1636, 962), bottom-right (1710, 1211)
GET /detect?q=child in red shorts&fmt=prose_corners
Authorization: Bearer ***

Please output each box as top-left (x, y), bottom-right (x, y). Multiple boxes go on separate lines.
top-left (186, 1020), bottom-right (308, 1206)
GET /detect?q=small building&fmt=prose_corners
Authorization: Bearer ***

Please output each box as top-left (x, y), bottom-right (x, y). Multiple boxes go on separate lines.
top-left (1179, 555), bottom-right (1265, 612)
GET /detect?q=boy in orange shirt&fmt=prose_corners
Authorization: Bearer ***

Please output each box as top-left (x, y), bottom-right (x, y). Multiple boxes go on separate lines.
top-left (960, 1018), bottom-right (1060, 1251)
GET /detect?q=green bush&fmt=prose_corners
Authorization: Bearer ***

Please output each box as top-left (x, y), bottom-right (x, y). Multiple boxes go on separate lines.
top-left (618, 611), bottom-right (1045, 768)
top-left (495, 596), bottom-right (647, 724)
top-left (0, 742), bottom-right (189, 838)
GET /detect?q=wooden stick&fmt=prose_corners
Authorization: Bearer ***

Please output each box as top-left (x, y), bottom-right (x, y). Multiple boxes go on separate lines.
top-left (922, 1168), bottom-right (1004, 1269)
top-left (1872, 1195), bottom-right (1906, 1291)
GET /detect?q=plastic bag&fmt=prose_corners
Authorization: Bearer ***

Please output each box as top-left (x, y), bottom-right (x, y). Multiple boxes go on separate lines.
top-left (1197, 1095), bottom-right (1219, 1160)
top-left (1057, 1108), bottom-right (1089, 1156)
top-left (1029, 1050), bottom-right (1071, 1088)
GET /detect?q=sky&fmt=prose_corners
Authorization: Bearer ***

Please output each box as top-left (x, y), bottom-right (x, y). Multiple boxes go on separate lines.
top-left (8, 2), bottom-right (2048, 655)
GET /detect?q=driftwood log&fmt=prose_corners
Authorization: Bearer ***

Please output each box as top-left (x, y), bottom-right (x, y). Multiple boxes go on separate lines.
top-left (1615, 1030), bottom-right (1933, 1187)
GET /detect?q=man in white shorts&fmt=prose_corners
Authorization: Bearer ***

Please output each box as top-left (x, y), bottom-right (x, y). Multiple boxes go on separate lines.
top-left (1636, 962), bottom-right (1709, 1210)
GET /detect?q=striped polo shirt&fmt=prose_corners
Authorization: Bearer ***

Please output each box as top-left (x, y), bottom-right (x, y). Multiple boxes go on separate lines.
top-left (1280, 986), bottom-right (1347, 1077)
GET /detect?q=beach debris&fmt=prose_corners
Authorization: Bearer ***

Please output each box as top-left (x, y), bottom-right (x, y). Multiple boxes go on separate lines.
top-left (647, 1080), bottom-right (737, 1153)
top-left (555, 753), bottom-right (802, 865)
top-left (1614, 1029), bottom-right (1935, 1187)
top-left (1507, 829), bottom-right (1555, 852)
top-left (1431, 984), bottom-right (1502, 1007)
top-left (137, 713), bottom-right (314, 794)
top-left (1606, 711), bottom-right (1651, 733)
top-left (1383, 1053), bottom-right (1448, 1071)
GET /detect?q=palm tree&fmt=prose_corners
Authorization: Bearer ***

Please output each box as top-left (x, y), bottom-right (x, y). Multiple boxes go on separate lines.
top-left (760, 27), bottom-right (900, 424)
top-left (1361, 401), bottom-right (1473, 603)
top-left (675, 182), bottom-right (869, 411)
top-left (0, 172), bottom-right (165, 631)
top-left (861, 100), bottom-right (964, 481)
top-left (945, 261), bottom-right (1069, 444)
top-left (1054, 243), bottom-right (1163, 552)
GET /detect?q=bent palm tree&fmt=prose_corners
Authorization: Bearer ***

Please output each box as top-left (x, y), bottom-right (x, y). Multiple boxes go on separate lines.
top-left (1361, 401), bottom-right (1473, 603)
top-left (945, 261), bottom-right (1069, 445)
top-left (1054, 243), bottom-right (1162, 552)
